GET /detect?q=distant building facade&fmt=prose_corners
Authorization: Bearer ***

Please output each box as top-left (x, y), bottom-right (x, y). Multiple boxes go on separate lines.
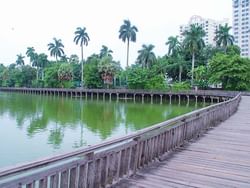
top-left (179, 15), bottom-right (228, 46)
top-left (232, 0), bottom-right (250, 57)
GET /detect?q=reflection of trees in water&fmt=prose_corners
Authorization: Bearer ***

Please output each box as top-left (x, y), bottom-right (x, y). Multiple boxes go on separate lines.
top-left (125, 103), bottom-right (167, 130)
top-left (81, 102), bottom-right (114, 139)
top-left (73, 124), bottom-right (87, 148)
top-left (0, 93), bottom-right (121, 148)
top-left (48, 123), bottom-right (64, 149)
top-left (123, 101), bottom-right (197, 131)
top-left (0, 93), bottom-right (74, 148)
top-left (0, 93), bottom-right (43, 129)
top-left (27, 116), bottom-right (48, 136)
top-left (0, 93), bottom-right (199, 150)
top-left (81, 101), bottom-right (124, 139)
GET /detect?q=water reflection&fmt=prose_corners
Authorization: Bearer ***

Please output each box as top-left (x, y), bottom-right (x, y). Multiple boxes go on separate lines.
top-left (0, 92), bottom-right (204, 167)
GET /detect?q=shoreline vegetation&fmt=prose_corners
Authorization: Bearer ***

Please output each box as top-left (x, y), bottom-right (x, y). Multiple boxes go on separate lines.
top-left (0, 21), bottom-right (250, 91)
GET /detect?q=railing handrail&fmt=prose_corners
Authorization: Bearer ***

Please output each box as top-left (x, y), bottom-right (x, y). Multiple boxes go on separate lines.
top-left (0, 91), bottom-right (241, 178)
top-left (0, 87), bottom-right (239, 98)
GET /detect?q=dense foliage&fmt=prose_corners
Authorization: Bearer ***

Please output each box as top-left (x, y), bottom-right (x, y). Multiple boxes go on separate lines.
top-left (1, 22), bottom-right (250, 91)
top-left (208, 52), bottom-right (250, 90)
top-left (126, 64), bottom-right (166, 90)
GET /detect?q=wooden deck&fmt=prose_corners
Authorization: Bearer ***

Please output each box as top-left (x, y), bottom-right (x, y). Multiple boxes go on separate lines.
top-left (115, 96), bottom-right (250, 188)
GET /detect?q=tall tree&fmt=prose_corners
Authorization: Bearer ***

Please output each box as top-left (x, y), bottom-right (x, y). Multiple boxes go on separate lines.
top-left (74, 27), bottom-right (90, 87)
top-left (98, 56), bottom-right (120, 88)
top-left (214, 23), bottom-right (234, 51)
top-left (166, 36), bottom-right (182, 56)
top-left (99, 45), bottom-right (113, 58)
top-left (208, 52), bottom-right (250, 90)
top-left (48, 38), bottom-right (65, 61)
top-left (26, 47), bottom-right (39, 81)
top-left (16, 54), bottom-right (25, 66)
top-left (83, 56), bottom-right (103, 88)
top-left (37, 53), bottom-right (49, 80)
top-left (26, 47), bottom-right (36, 63)
top-left (183, 24), bottom-right (205, 85)
top-left (119, 20), bottom-right (138, 67)
top-left (166, 36), bottom-right (184, 82)
top-left (136, 44), bottom-right (156, 69)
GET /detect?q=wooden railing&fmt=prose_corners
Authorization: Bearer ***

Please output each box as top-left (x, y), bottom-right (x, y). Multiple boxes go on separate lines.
top-left (0, 93), bottom-right (241, 188)
top-left (0, 87), bottom-right (239, 97)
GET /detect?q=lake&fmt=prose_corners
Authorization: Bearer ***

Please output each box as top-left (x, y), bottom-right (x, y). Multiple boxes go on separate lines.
top-left (0, 92), bottom-right (205, 168)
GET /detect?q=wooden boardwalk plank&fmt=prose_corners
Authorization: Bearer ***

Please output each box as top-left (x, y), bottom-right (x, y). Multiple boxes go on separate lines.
top-left (114, 96), bottom-right (250, 188)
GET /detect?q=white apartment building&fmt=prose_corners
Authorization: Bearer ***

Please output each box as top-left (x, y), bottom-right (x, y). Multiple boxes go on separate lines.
top-left (232, 0), bottom-right (250, 57)
top-left (179, 15), bottom-right (228, 46)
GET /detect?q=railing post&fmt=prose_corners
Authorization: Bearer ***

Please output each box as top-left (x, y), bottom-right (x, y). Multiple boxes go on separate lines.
top-left (133, 137), bottom-right (141, 175)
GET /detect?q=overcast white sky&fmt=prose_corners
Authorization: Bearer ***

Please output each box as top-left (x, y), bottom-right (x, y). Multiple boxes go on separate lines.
top-left (0, 0), bottom-right (232, 67)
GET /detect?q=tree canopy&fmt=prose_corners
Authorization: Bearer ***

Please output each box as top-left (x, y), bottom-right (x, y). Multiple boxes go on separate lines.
top-left (208, 51), bottom-right (250, 90)
top-left (1, 21), bottom-right (249, 91)
top-left (48, 38), bottom-right (65, 61)
top-left (119, 20), bottom-right (138, 67)
top-left (136, 44), bottom-right (156, 69)
top-left (214, 23), bottom-right (234, 51)
top-left (183, 24), bottom-right (205, 85)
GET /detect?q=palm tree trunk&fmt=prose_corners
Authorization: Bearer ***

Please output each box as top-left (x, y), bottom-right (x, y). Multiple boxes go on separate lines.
top-left (81, 45), bottom-right (84, 63)
top-left (126, 40), bottom-right (130, 67)
top-left (42, 68), bottom-right (44, 81)
top-left (191, 52), bottom-right (195, 86)
top-left (81, 45), bottom-right (84, 88)
top-left (223, 44), bottom-right (227, 53)
top-left (36, 67), bottom-right (39, 81)
top-left (179, 65), bottom-right (182, 82)
top-left (81, 61), bottom-right (84, 88)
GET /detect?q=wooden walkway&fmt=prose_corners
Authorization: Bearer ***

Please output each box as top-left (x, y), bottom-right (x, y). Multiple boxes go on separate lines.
top-left (115, 96), bottom-right (250, 188)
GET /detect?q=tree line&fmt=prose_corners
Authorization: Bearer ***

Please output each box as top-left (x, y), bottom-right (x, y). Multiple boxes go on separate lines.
top-left (1, 20), bottom-right (250, 91)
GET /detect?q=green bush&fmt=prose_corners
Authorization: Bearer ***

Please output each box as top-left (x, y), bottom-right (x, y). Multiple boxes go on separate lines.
top-left (84, 58), bottom-right (103, 88)
top-left (145, 74), bottom-right (167, 90)
top-left (44, 64), bottom-right (60, 88)
top-left (32, 80), bottom-right (44, 88)
top-left (208, 53), bottom-right (250, 91)
top-left (171, 82), bottom-right (191, 92)
top-left (60, 80), bottom-right (74, 88)
top-left (194, 65), bottom-right (209, 89)
top-left (127, 65), bottom-right (167, 90)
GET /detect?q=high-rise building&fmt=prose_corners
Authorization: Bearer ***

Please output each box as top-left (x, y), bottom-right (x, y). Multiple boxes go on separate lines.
top-left (179, 15), bottom-right (228, 46)
top-left (232, 0), bottom-right (250, 57)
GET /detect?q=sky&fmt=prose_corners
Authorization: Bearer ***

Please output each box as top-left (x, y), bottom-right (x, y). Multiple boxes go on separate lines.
top-left (0, 0), bottom-right (232, 67)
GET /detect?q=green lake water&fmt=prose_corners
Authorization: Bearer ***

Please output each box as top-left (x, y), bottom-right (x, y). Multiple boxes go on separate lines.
top-left (0, 92), bottom-right (206, 168)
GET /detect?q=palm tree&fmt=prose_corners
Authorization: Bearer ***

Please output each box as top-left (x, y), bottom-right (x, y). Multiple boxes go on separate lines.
top-left (16, 54), bottom-right (25, 66)
top-left (26, 47), bottom-right (39, 80)
top-left (166, 36), bottom-right (182, 56)
top-left (74, 27), bottom-right (90, 87)
top-left (37, 53), bottom-right (49, 80)
top-left (136, 44), bottom-right (156, 69)
top-left (98, 56), bottom-right (120, 88)
top-left (166, 36), bottom-right (184, 82)
top-left (183, 24), bottom-right (205, 85)
top-left (214, 23), bottom-right (234, 51)
top-left (119, 20), bottom-right (138, 67)
top-left (26, 47), bottom-right (35, 63)
top-left (100, 45), bottom-right (113, 58)
top-left (48, 38), bottom-right (65, 61)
